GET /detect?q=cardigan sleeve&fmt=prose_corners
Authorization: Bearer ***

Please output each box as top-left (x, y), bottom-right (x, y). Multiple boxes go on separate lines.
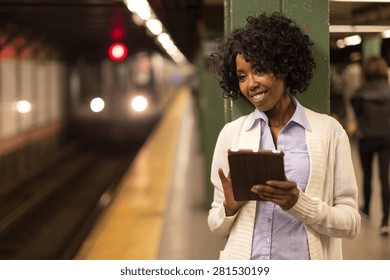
top-left (207, 122), bottom-right (239, 238)
top-left (286, 115), bottom-right (361, 240)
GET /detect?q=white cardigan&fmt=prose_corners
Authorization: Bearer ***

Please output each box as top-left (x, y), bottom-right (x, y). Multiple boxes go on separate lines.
top-left (208, 107), bottom-right (361, 260)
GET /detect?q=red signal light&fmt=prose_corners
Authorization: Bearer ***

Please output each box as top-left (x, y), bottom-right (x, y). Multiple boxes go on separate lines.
top-left (110, 26), bottom-right (126, 40)
top-left (108, 43), bottom-right (127, 61)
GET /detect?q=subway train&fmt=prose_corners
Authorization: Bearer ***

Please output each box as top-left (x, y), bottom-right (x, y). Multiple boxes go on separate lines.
top-left (65, 51), bottom-right (189, 146)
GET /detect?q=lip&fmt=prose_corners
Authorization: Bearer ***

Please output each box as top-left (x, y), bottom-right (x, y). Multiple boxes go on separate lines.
top-left (249, 90), bottom-right (268, 102)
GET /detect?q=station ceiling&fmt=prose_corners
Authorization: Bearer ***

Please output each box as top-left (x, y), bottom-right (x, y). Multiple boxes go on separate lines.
top-left (0, 0), bottom-right (389, 61)
top-left (0, 0), bottom-right (219, 61)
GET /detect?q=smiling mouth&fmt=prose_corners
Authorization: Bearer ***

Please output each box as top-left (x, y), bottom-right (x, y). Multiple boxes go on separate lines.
top-left (251, 91), bottom-right (267, 101)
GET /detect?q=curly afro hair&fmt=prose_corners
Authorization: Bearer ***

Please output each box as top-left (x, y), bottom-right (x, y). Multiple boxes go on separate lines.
top-left (208, 12), bottom-right (316, 99)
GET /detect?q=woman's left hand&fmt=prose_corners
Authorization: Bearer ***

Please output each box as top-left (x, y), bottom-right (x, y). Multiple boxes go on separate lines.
top-left (251, 180), bottom-right (299, 210)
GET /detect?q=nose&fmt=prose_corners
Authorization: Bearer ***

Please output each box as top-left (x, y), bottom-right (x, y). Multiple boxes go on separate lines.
top-left (248, 75), bottom-right (259, 92)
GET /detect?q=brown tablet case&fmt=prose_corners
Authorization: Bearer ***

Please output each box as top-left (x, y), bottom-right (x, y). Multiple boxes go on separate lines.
top-left (227, 149), bottom-right (285, 201)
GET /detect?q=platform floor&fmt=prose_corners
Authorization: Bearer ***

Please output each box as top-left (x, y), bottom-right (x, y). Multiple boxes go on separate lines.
top-left (76, 87), bottom-right (389, 260)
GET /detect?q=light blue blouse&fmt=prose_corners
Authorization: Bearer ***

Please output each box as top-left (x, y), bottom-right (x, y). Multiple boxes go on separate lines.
top-left (251, 97), bottom-right (311, 260)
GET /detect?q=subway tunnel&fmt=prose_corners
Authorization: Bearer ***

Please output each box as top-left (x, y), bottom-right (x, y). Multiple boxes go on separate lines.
top-left (0, 0), bottom-right (389, 261)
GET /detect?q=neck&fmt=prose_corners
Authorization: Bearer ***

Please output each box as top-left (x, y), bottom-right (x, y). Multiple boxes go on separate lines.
top-left (267, 96), bottom-right (296, 128)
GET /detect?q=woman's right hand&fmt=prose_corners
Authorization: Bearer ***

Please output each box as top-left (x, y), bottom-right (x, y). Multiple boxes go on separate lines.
top-left (218, 168), bottom-right (245, 216)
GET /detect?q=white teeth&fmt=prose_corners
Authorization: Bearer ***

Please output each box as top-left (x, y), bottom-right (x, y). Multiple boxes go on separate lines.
top-left (252, 93), bottom-right (265, 100)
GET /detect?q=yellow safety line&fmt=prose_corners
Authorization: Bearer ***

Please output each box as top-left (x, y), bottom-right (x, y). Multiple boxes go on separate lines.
top-left (75, 87), bottom-right (191, 260)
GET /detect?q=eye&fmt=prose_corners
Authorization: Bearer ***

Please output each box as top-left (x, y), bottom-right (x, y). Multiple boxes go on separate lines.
top-left (237, 73), bottom-right (247, 82)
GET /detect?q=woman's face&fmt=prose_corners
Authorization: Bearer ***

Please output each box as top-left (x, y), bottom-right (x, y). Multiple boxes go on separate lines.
top-left (236, 54), bottom-right (286, 112)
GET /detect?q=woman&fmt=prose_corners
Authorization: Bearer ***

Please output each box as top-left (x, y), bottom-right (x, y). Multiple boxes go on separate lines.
top-left (351, 56), bottom-right (390, 236)
top-left (207, 12), bottom-right (360, 260)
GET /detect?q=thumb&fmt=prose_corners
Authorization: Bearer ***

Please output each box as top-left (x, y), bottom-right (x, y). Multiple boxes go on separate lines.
top-left (218, 168), bottom-right (227, 182)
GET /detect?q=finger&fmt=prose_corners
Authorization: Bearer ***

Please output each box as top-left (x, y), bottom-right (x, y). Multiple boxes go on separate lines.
top-left (254, 189), bottom-right (288, 204)
top-left (218, 168), bottom-right (227, 182)
top-left (250, 187), bottom-right (266, 200)
top-left (252, 185), bottom-right (289, 199)
top-left (253, 190), bottom-right (283, 200)
top-left (266, 180), bottom-right (297, 189)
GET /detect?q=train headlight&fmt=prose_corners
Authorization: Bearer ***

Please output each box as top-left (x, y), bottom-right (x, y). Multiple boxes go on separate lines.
top-left (131, 95), bottom-right (148, 112)
top-left (90, 97), bottom-right (105, 113)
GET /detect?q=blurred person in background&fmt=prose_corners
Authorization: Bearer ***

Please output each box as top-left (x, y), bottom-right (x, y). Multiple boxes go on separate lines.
top-left (330, 63), bottom-right (347, 127)
top-left (351, 56), bottom-right (390, 236)
top-left (342, 52), bottom-right (362, 137)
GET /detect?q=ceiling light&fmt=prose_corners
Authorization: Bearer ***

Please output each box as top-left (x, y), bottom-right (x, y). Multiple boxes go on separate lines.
top-left (331, 0), bottom-right (390, 2)
top-left (330, 25), bottom-right (390, 33)
top-left (382, 30), bottom-right (390, 38)
top-left (146, 19), bottom-right (163, 35)
top-left (157, 33), bottom-right (174, 49)
top-left (344, 35), bottom-right (362, 46)
top-left (125, 0), bottom-right (151, 20)
top-left (123, 0), bottom-right (188, 65)
top-left (336, 39), bottom-right (346, 48)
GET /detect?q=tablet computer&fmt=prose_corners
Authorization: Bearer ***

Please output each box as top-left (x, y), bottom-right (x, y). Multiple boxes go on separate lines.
top-left (227, 149), bottom-right (286, 201)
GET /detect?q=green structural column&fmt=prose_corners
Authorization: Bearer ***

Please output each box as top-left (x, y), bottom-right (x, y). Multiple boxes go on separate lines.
top-left (224, 0), bottom-right (330, 121)
top-left (196, 29), bottom-right (226, 207)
